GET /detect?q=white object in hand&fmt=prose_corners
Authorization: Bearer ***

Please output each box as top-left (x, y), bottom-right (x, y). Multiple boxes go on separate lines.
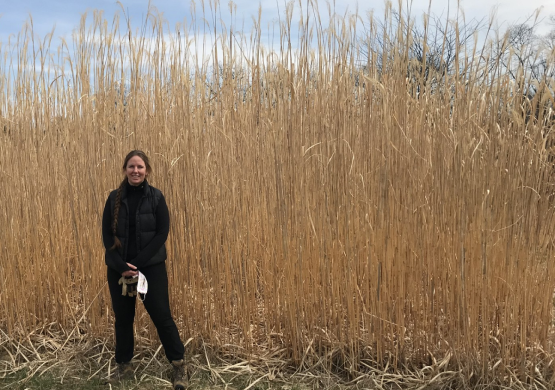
top-left (137, 271), bottom-right (148, 295)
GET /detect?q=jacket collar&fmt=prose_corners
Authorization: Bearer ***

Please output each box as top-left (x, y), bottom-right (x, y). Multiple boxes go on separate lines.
top-left (121, 178), bottom-right (150, 199)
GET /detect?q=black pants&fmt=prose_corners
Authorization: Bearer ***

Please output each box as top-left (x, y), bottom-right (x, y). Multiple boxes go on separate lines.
top-left (107, 262), bottom-right (185, 363)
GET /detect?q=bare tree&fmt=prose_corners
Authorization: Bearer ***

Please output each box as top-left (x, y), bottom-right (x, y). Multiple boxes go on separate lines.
top-left (491, 20), bottom-right (554, 92)
top-left (359, 7), bottom-right (484, 96)
top-left (486, 15), bottom-right (555, 128)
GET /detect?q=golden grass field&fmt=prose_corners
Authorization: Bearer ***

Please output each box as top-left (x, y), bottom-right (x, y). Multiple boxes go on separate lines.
top-left (1, 1), bottom-right (555, 388)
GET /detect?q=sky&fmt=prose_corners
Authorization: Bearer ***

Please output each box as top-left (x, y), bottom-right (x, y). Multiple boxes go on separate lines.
top-left (1, 0), bottom-right (554, 46)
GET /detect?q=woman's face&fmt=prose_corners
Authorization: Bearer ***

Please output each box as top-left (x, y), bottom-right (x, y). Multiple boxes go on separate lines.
top-left (125, 156), bottom-right (148, 186)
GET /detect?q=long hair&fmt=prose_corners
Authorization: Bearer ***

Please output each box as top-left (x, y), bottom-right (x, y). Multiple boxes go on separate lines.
top-left (110, 150), bottom-right (152, 250)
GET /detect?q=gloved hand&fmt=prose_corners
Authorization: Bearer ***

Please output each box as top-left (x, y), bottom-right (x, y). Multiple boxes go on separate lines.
top-left (118, 276), bottom-right (139, 297)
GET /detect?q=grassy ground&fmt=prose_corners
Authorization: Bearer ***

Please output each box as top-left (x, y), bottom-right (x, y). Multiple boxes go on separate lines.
top-left (0, 338), bottom-right (320, 390)
top-left (3, 328), bottom-right (554, 390)
top-left (0, 330), bottom-right (344, 390)
top-left (0, 368), bottom-right (316, 390)
top-left (1, 334), bottom-right (552, 390)
top-left (2, 345), bottom-right (552, 390)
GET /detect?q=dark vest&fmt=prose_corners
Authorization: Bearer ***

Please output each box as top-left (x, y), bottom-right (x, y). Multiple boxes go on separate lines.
top-left (107, 181), bottom-right (167, 265)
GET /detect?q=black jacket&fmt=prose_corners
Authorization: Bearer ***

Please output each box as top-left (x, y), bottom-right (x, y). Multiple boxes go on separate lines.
top-left (102, 180), bottom-right (169, 274)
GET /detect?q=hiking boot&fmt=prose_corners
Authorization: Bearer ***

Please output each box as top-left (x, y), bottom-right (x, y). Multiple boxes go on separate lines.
top-left (171, 359), bottom-right (187, 390)
top-left (104, 361), bottom-right (134, 383)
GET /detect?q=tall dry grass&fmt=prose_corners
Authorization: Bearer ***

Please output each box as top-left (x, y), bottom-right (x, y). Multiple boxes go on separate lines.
top-left (1, 1), bottom-right (555, 383)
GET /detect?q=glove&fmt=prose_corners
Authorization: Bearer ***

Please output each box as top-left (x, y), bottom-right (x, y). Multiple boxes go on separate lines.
top-left (118, 276), bottom-right (139, 297)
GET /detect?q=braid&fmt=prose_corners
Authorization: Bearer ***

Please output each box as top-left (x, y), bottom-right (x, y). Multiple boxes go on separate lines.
top-left (110, 179), bottom-right (126, 250)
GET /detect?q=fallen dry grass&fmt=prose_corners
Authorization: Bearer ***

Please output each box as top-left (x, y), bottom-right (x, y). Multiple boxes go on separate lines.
top-left (1, 1), bottom-right (555, 388)
top-left (2, 324), bottom-right (555, 389)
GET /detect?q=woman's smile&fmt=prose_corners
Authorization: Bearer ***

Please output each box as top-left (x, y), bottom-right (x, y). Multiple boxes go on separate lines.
top-left (125, 156), bottom-right (148, 186)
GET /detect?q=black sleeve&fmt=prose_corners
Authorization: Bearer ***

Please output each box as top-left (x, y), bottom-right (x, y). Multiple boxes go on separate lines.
top-left (102, 196), bottom-right (130, 274)
top-left (130, 194), bottom-right (170, 269)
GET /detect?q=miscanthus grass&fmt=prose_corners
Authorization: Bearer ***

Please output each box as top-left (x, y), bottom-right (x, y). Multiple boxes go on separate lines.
top-left (0, 1), bottom-right (554, 387)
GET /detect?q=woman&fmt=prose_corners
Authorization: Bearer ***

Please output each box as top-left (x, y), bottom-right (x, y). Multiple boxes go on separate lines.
top-left (102, 150), bottom-right (186, 389)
